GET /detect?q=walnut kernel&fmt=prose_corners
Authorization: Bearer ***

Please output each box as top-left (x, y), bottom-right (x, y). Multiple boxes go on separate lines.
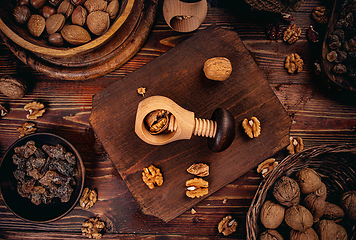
top-left (16, 122), bottom-right (37, 138)
top-left (242, 117), bottom-right (261, 138)
top-left (80, 187), bottom-right (98, 209)
top-left (285, 53), bottom-right (303, 74)
top-left (218, 215), bottom-right (237, 236)
top-left (286, 137), bottom-right (304, 154)
top-left (312, 6), bottom-right (328, 24)
top-left (283, 24), bottom-right (301, 44)
top-left (82, 217), bottom-right (105, 239)
top-left (24, 101), bottom-right (45, 120)
top-left (257, 158), bottom-right (278, 178)
top-left (142, 165), bottom-right (163, 189)
top-left (145, 109), bottom-right (170, 134)
top-left (186, 178), bottom-right (208, 198)
top-left (187, 163), bottom-right (209, 177)
top-left (137, 87), bottom-right (146, 96)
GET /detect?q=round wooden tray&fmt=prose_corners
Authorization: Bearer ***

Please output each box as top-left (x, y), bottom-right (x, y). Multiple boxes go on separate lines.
top-left (0, 0), bottom-right (158, 80)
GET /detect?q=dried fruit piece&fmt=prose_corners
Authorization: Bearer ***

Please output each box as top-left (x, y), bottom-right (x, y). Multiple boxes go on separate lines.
top-left (186, 178), bottom-right (208, 198)
top-left (333, 64), bottom-right (347, 74)
top-left (145, 109), bottom-right (170, 134)
top-left (286, 136), bottom-right (304, 154)
top-left (137, 87), bottom-right (146, 96)
top-left (16, 122), bottom-right (37, 138)
top-left (266, 22), bottom-right (283, 40)
top-left (283, 24), bottom-right (301, 44)
top-left (82, 217), bottom-right (105, 239)
top-left (142, 165), bottom-right (163, 189)
top-left (312, 6), bottom-right (329, 24)
top-left (257, 158), bottom-right (278, 178)
top-left (281, 13), bottom-right (295, 22)
top-left (24, 101), bottom-right (45, 120)
top-left (187, 163), bottom-right (209, 177)
top-left (327, 51), bottom-right (338, 62)
top-left (218, 215), bottom-right (237, 236)
top-left (203, 57), bottom-right (232, 81)
top-left (242, 117), bottom-right (261, 138)
top-left (307, 25), bottom-right (319, 43)
top-left (80, 187), bottom-right (98, 209)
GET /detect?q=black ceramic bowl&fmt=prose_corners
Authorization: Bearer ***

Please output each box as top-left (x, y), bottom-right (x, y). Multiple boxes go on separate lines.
top-left (0, 133), bottom-right (85, 222)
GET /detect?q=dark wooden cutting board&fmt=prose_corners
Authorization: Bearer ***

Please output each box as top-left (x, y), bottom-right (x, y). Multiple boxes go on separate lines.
top-left (89, 25), bottom-right (291, 222)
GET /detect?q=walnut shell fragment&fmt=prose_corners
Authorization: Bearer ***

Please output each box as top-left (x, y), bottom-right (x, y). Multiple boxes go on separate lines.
top-left (82, 217), bottom-right (105, 239)
top-left (80, 187), bottom-right (98, 209)
top-left (142, 165), bottom-right (163, 189)
top-left (218, 215), bottom-right (237, 236)
top-left (24, 101), bottom-right (45, 120)
top-left (285, 53), bottom-right (304, 74)
top-left (242, 117), bottom-right (261, 138)
top-left (203, 57), bottom-right (232, 81)
top-left (286, 136), bottom-right (304, 154)
top-left (187, 163), bottom-right (209, 177)
top-left (16, 122), bottom-right (37, 138)
top-left (257, 158), bottom-right (278, 178)
top-left (186, 178), bottom-right (208, 198)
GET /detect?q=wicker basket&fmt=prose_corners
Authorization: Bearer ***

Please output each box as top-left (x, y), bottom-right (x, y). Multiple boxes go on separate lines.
top-left (246, 144), bottom-right (356, 240)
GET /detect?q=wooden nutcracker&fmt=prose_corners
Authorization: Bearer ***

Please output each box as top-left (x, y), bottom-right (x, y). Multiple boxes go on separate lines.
top-left (135, 96), bottom-right (235, 152)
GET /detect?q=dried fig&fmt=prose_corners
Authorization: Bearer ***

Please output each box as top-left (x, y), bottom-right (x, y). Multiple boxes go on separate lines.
top-left (323, 202), bottom-right (344, 222)
top-left (290, 228), bottom-right (319, 240)
top-left (260, 229), bottom-right (284, 240)
top-left (340, 191), bottom-right (356, 220)
top-left (273, 176), bottom-right (300, 207)
top-left (260, 200), bottom-right (285, 229)
top-left (285, 205), bottom-right (313, 232)
top-left (296, 168), bottom-right (322, 195)
top-left (0, 75), bottom-right (27, 98)
top-left (317, 219), bottom-right (347, 240)
top-left (304, 193), bottom-right (326, 220)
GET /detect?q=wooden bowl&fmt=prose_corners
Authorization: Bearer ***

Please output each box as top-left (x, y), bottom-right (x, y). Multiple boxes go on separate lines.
top-left (246, 144), bottom-right (356, 239)
top-left (0, 133), bottom-right (85, 223)
top-left (0, 0), bottom-right (134, 58)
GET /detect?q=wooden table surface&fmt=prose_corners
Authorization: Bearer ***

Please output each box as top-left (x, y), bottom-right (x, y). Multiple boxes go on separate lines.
top-left (1, 0), bottom-right (356, 239)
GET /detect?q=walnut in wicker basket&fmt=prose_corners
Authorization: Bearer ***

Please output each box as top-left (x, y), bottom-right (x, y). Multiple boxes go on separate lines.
top-left (247, 144), bottom-right (356, 240)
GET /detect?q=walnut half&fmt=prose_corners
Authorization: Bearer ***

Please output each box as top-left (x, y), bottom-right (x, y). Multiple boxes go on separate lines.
top-left (285, 53), bottom-right (304, 74)
top-left (24, 101), bottom-right (45, 120)
top-left (257, 158), bottom-right (278, 178)
top-left (142, 165), bottom-right (163, 189)
top-left (286, 137), bottom-right (304, 154)
top-left (82, 217), bottom-right (105, 239)
top-left (187, 163), bottom-right (209, 177)
top-left (218, 215), bottom-right (238, 236)
top-left (186, 178), bottom-right (209, 198)
top-left (283, 24), bottom-right (301, 44)
top-left (242, 117), bottom-right (261, 138)
top-left (16, 122), bottom-right (36, 138)
top-left (80, 187), bottom-right (98, 209)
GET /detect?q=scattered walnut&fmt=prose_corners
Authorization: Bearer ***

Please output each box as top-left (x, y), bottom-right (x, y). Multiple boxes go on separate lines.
top-left (142, 165), bottom-right (163, 189)
top-left (312, 6), bottom-right (328, 24)
top-left (191, 208), bottom-right (197, 214)
top-left (187, 163), bottom-right (209, 177)
top-left (186, 178), bottom-right (209, 198)
top-left (16, 122), bottom-right (37, 138)
top-left (203, 57), bottom-right (232, 81)
top-left (0, 104), bottom-right (8, 117)
top-left (80, 187), bottom-right (98, 209)
top-left (223, 199), bottom-right (227, 204)
top-left (144, 109), bottom-right (170, 134)
top-left (257, 158), bottom-right (278, 177)
top-left (283, 24), bottom-right (301, 44)
top-left (24, 101), bottom-right (45, 120)
top-left (218, 215), bottom-right (238, 236)
top-left (286, 137), bottom-right (304, 154)
top-left (242, 117), bottom-right (261, 139)
top-left (82, 217), bottom-right (105, 239)
top-left (137, 87), bottom-right (146, 96)
top-left (285, 53), bottom-right (304, 74)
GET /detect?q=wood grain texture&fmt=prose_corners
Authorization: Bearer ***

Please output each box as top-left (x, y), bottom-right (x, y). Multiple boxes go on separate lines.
top-left (0, 0), bottom-right (356, 239)
top-left (90, 25), bottom-right (291, 222)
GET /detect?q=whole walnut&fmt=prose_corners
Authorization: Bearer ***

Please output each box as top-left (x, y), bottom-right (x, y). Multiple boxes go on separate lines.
top-left (260, 229), bottom-right (284, 240)
top-left (340, 191), bottom-right (356, 220)
top-left (260, 200), bottom-right (285, 229)
top-left (317, 219), bottom-right (347, 240)
top-left (290, 228), bottom-right (319, 240)
top-left (304, 193), bottom-right (326, 220)
top-left (285, 205), bottom-right (313, 232)
top-left (0, 75), bottom-right (27, 98)
top-left (296, 168), bottom-right (322, 195)
top-left (273, 176), bottom-right (301, 207)
top-left (323, 202), bottom-right (345, 222)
